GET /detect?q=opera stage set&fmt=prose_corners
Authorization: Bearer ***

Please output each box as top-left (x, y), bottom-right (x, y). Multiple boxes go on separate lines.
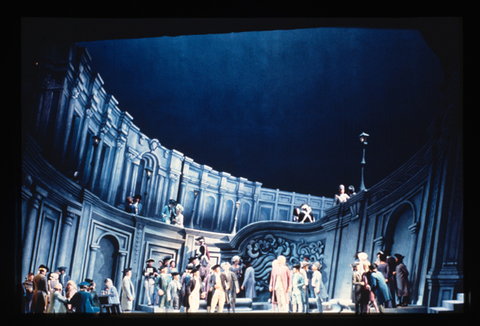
top-left (19, 18), bottom-right (463, 314)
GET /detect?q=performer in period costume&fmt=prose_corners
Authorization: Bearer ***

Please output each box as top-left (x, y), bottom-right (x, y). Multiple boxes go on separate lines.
top-left (181, 261), bottom-right (194, 310)
top-left (209, 264), bottom-right (229, 313)
top-left (155, 263), bottom-right (172, 311)
top-left (70, 282), bottom-right (98, 313)
top-left (361, 263), bottom-right (379, 313)
top-left (167, 271), bottom-right (183, 312)
top-left (104, 278), bottom-right (121, 313)
top-left (161, 199), bottom-right (177, 224)
top-left (22, 273), bottom-right (34, 313)
top-left (311, 262), bottom-right (325, 313)
top-left (241, 260), bottom-right (257, 300)
top-left (222, 262), bottom-right (240, 313)
top-left (293, 203), bottom-right (315, 223)
top-left (32, 265), bottom-right (49, 314)
top-left (56, 267), bottom-right (71, 296)
top-left (143, 258), bottom-right (157, 305)
top-left (269, 255), bottom-right (291, 312)
top-left (386, 255), bottom-right (398, 307)
top-left (186, 267), bottom-right (205, 312)
top-left (369, 263), bottom-right (393, 312)
top-left (351, 262), bottom-right (364, 314)
top-left (46, 283), bottom-right (68, 314)
top-left (172, 204), bottom-right (184, 226)
top-left (300, 261), bottom-right (311, 313)
top-left (121, 268), bottom-right (135, 312)
top-left (395, 254), bottom-right (410, 307)
top-left (334, 184), bottom-right (350, 205)
top-left (195, 236), bottom-right (211, 281)
top-left (290, 264), bottom-right (305, 313)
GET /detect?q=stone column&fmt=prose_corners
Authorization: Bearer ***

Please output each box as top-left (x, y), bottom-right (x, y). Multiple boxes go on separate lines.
top-left (86, 244), bottom-right (100, 280)
top-left (107, 136), bottom-right (126, 204)
top-left (115, 250), bottom-right (128, 291)
top-left (22, 186), bottom-right (48, 278)
top-left (76, 108), bottom-right (94, 171)
top-left (56, 209), bottom-right (77, 268)
top-left (87, 123), bottom-right (109, 191)
top-left (117, 148), bottom-right (137, 208)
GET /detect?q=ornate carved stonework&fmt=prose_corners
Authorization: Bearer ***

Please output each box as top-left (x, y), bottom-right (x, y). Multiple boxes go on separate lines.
top-left (240, 234), bottom-right (326, 296)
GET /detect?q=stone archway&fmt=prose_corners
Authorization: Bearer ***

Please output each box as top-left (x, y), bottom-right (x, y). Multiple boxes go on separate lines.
top-left (384, 202), bottom-right (415, 260)
top-left (92, 235), bottom-right (120, 289)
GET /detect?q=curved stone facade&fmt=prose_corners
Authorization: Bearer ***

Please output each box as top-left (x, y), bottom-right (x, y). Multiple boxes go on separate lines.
top-left (20, 42), bottom-right (462, 310)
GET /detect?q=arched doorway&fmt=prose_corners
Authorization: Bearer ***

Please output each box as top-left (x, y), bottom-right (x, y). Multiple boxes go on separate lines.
top-left (385, 203), bottom-right (415, 259)
top-left (92, 235), bottom-right (119, 289)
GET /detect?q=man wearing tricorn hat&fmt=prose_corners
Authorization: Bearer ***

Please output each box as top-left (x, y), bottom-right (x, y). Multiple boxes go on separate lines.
top-left (143, 258), bottom-right (157, 306)
top-left (291, 263), bottom-right (305, 313)
top-left (155, 257), bottom-right (172, 311)
top-left (69, 281), bottom-right (98, 313)
top-left (166, 270), bottom-right (182, 312)
top-left (57, 266), bottom-right (70, 296)
top-left (186, 266), bottom-right (205, 312)
top-left (394, 253), bottom-right (410, 307)
top-left (121, 267), bottom-right (135, 312)
top-left (195, 236), bottom-right (211, 281)
top-left (300, 260), bottom-right (311, 313)
top-left (209, 264), bottom-right (229, 313)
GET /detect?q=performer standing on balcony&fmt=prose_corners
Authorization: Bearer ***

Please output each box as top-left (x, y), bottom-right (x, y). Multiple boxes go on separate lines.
top-left (293, 203), bottom-right (315, 223)
top-left (161, 199), bottom-right (177, 223)
top-left (334, 184), bottom-right (350, 205)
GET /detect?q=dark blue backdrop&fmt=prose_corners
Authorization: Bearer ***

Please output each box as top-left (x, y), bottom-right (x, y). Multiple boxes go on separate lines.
top-left (78, 27), bottom-right (444, 197)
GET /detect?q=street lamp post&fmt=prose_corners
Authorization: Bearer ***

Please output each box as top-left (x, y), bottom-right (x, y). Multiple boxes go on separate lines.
top-left (231, 201), bottom-right (241, 235)
top-left (190, 190), bottom-right (199, 229)
top-left (144, 167), bottom-right (153, 214)
top-left (359, 132), bottom-right (369, 192)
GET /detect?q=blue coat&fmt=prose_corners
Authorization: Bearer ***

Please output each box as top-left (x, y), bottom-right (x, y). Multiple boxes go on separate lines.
top-left (370, 271), bottom-right (392, 304)
top-left (70, 290), bottom-right (96, 313)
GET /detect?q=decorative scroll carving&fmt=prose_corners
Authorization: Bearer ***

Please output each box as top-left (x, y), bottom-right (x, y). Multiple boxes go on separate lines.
top-left (240, 234), bottom-right (326, 298)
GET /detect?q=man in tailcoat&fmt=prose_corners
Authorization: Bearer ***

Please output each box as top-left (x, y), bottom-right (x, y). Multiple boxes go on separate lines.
top-left (166, 271), bottom-right (183, 312)
top-left (32, 264), bottom-right (49, 313)
top-left (221, 262), bottom-right (240, 313)
top-left (395, 254), bottom-right (410, 307)
top-left (57, 266), bottom-right (71, 296)
top-left (186, 267), bottom-right (205, 312)
top-left (209, 264), bottom-right (228, 313)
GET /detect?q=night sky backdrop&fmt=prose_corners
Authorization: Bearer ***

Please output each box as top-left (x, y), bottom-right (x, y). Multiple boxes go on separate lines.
top-left (77, 27), bottom-right (445, 197)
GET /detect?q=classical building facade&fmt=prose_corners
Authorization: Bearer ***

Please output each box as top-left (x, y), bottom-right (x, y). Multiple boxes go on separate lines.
top-left (20, 41), bottom-right (462, 311)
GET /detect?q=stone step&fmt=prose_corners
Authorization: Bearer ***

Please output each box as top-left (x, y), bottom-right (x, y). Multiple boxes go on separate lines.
top-left (428, 307), bottom-right (453, 314)
top-left (428, 293), bottom-right (464, 313)
top-left (443, 299), bottom-right (463, 311)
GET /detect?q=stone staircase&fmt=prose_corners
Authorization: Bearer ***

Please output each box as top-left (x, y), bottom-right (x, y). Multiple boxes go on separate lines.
top-left (428, 293), bottom-right (464, 313)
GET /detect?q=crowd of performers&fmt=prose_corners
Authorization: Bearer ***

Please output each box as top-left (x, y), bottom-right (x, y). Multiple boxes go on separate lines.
top-left (351, 251), bottom-right (411, 314)
top-left (22, 234), bottom-right (410, 315)
top-left (142, 236), bottom-right (257, 313)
